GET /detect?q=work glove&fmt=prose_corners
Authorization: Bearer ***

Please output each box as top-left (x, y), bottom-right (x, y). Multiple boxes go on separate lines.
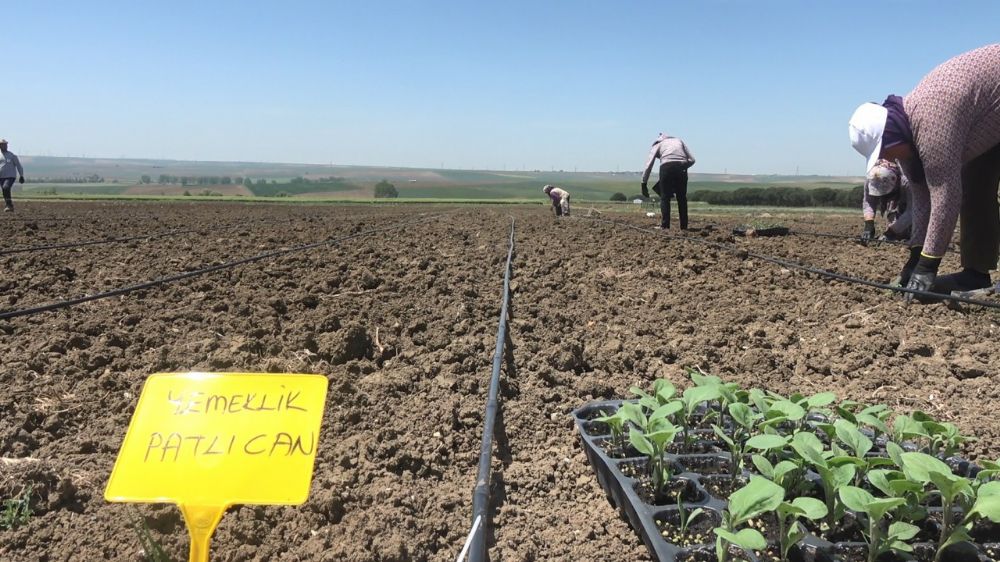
top-left (18, 176), bottom-right (24, 184)
top-left (641, 182), bottom-right (649, 198)
top-left (861, 220), bottom-right (875, 242)
top-left (898, 246), bottom-right (922, 287)
top-left (904, 254), bottom-right (942, 303)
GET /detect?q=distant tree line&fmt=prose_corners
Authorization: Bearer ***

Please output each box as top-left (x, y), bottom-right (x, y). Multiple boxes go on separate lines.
top-left (26, 175), bottom-right (104, 183)
top-left (374, 179), bottom-right (398, 198)
top-left (689, 185), bottom-right (864, 208)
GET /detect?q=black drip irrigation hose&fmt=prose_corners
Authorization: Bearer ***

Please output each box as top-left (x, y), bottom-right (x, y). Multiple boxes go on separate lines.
top-left (0, 214), bottom-right (441, 321)
top-left (580, 217), bottom-right (1000, 311)
top-left (465, 217), bottom-right (515, 562)
top-left (0, 228), bottom-right (202, 256)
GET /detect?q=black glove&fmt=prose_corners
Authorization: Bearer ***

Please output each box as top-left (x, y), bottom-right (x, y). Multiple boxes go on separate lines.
top-left (18, 176), bottom-right (24, 184)
top-left (641, 183), bottom-right (649, 198)
top-left (899, 246), bottom-right (922, 287)
top-left (904, 254), bottom-right (942, 303)
top-left (861, 220), bottom-right (875, 242)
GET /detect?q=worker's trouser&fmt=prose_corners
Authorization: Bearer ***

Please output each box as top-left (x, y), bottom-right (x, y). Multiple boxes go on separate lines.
top-left (553, 195), bottom-right (570, 217)
top-left (659, 162), bottom-right (688, 229)
top-left (0, 177), bottom-right (14, 209)
top-left (960, 142), bottom-right (1000, 272)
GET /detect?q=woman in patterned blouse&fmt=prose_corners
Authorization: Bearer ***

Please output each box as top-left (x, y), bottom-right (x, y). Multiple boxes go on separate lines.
top-left (849, 44), bottom-right (1000, 298)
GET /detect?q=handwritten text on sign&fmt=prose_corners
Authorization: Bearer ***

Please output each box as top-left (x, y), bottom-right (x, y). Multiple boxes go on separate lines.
top-left (105, 372), bottom-right (329, 507)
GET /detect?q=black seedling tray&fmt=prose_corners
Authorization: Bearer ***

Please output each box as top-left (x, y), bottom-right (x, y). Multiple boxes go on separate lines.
top-left (573, 399), bottom-right (994, 562)
top-left (732, 226), bottom-right (790, 237)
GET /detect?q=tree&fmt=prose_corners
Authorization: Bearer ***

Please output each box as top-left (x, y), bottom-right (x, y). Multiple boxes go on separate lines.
top-left (243, 177), bottom-right (253, 187)
top-left (374, 179), bottom-right (399, 198)
top-left (140, 175), bottom-right (151, 184)
top-left (610, 192), bottom-right (627, 202)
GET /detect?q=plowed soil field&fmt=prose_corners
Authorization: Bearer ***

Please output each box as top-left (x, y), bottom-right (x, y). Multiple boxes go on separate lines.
top-left (2, 201), bottom-right (999, 562)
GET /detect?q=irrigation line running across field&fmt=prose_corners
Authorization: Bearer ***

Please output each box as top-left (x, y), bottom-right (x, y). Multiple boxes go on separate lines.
top-left (0, 214), bottom-right (441, 321)
top-left (464, 217), bottom-right (515, 562)
top-left (0, 228), bottom-right (204, 256)
top-left (580, 217), bottom-right (1000, 311)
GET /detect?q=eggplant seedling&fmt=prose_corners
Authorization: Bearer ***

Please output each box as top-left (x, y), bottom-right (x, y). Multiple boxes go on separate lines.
top-left (594, 408), bottom-right (628, 456)
top-left (839, 486), bottom-right (916, 562)
top-left (791, 431), bottom-right (855, 529)
top-left (937, 481), bottom-right (1000, 560)
top-left (776, 496), bottom-right (827, 562)
top-left (677, 495), bottom-right (705, 537)
top-left (629, 419), bottom-right (680, 503)
top-left (679, 384), bottom-right (722, 446)
top-left (896, 451), bottom-right (975, 562)
top-left (630, 379), bottom-right (678, 413)
top-left (713, 476), bottom-right (784, 562)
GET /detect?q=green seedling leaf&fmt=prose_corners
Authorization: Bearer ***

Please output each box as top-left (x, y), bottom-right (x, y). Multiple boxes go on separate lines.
top-left (650, 401), bottom-right (683, 422)
top-left (968, 493), bottom-right (1000, 523)
top-left (894, 415), bottom-right (930, 441)
top-left (629, 427), bottom-right (654, 456)
top-left (773, 461), bottom-right (798, 482)
top-left (767, 399), bottom-right (806, 422)
top-left (886, 441), bottom-right (905, 469)
top-left (839, 486), bottom-right (875, 512)
top-left (867, 469), bottom-right (896, 496)
top-left (712, 424), bottom-right (736, 448)
top-left (620, 402), bottom-right (646, 430)
top-left (728, 476), bottom-right (784, 524)
top-left (899, 452), bottom-right (952, 484)
top-left (751, 454), bottom-right (774, 478)
top-left (939, 526), bottom-right (973, 553)
top-left (831, 463), bottom-right (857, 487)
top-left (790, 497), bottom-right (828, 520)
top-left (928, 470), bottom-right (972, 502)
top-left (967, 481), bottom-right (1000, 523)
top-left (888, 521), bottom-right (920, 542)
top-left (714, 528), bottom-right (767, 551)
top-left (834, 419), bottom-right (873, 457)
top-left (748, 389), bottom-right (769, 415)
top-left (682, 384), bottom-right (722, 415)
top-left (729, 402), bottom-right (756, 430)
top-left (688, 370), bottom-right (722, 387)
top-left (812, 422), bottom-right (835, 441)
top-left (777, 502), bottom-right (805, 517)
top-left (979, 481), bottom-right (1000, 498)
top-left (857, 413), bottom-right (890, 436)
top-left (648, 427), bottom-right (679, 449)
top-left (791, 431), bottom-right (827, 467)
top-left (806, 392), bottom-right (837, 409)
top-left (842, 486), bottom-right (907, 520)
top-left (746, 434), bottom-right (787, 451)
top-left (653, 379), bottom-right (676, 403)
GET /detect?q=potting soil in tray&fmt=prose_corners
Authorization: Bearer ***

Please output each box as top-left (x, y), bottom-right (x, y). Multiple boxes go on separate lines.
top-left (573, 399), bottom-right (993, 562)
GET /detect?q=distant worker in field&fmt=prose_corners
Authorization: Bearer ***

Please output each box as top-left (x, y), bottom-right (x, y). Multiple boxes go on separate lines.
top-left (861, 159), bottom-right (912, 243)
top-left (849, 44), bottom-right (1000, 297)
top-left (641, 132), bottom-right (695, 230)
top-left (0, 138), bottom-right (25, 213)
top-left (542, 184), bottom-right (571, 217)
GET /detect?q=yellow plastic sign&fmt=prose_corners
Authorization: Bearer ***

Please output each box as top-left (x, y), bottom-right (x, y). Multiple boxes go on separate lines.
top-left (105, 372), bottom-right (329, 562)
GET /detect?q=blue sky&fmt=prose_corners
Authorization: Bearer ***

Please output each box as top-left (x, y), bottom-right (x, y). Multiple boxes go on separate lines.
top-left (6, 1), bottom-right (999, 175)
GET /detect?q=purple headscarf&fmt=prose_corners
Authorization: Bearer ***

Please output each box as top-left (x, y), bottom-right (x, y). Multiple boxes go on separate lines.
top-left (880, 94), bottom-right (925, 183)
top-left (881, 95), bottom-right (913, 149)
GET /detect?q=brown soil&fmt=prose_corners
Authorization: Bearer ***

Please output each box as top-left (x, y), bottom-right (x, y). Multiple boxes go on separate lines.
top-left (2, 202), bottom-right (1000, 561)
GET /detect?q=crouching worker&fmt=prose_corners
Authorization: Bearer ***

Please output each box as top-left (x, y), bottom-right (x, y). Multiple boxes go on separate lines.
top-left (542, 184), bottom-right (571, 217)
top-left (862, 159), bottom-right (912, 243)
